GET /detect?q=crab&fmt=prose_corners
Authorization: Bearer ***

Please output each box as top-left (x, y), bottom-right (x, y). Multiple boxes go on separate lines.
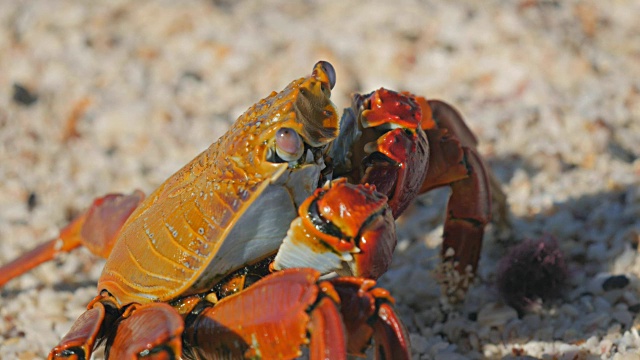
top-left (0, 61), bottom-right (496, 359)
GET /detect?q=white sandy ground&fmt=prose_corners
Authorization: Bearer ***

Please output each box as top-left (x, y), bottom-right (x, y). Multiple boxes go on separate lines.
top-left (0, 1), bottom-right (639, 359)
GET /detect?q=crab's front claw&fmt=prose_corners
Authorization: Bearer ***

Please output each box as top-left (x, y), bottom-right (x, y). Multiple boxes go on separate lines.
top-left (273, 179), bottom-right (397, 279)
top-left (330, 88), bottom-right (430, 218)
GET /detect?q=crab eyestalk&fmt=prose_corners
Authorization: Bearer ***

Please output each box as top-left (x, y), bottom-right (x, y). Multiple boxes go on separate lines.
top-left (273, 179), bottom-right (397, 279)
top-left (312, 60), bottom-right (336, 91)
top-left (291, 61), bottom-right (340, 147)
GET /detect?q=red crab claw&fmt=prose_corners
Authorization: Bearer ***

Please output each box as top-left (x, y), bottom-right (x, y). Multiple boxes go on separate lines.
top-left (330, 89), bottom-right (501, 301)
top-left (272, 179), bottom-right (397, 279)
top-left (182, 268), bottom-right (410, 360)
top-left (0, 190), bottom-right (144, 287)
top-left (329, 88), bottom-right (430, 218)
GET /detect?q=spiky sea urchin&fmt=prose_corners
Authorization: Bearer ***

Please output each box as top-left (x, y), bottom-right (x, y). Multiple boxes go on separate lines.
top-left (496, 236), bottom-right (569, 314)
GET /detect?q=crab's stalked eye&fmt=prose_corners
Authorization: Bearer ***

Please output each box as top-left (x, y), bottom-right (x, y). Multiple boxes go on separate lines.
top-left (275, 127), bottom-right (304, 161)
top-left (320, 61), bottom-right (336, 90)
top-left (313, 61), bottom-right (336, 90)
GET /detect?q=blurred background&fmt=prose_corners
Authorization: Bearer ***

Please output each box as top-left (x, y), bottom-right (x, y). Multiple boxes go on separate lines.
top-left (1, 1), bottom-right (639, 359)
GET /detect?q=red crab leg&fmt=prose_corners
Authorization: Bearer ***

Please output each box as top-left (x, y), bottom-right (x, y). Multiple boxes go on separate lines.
top-left (183, 268), bottom-right (347, 360)
top-left (107, 302), bottom-right (183, 359)
top-left (48, 296), bottom-right (107, 360)
top-left (374, 303), bottom-right (411, 359)
top-left (0, 191), bottom-right (144, 287)
top-left (308, 296), bottom-right (348, 360)
top-left (424, 100), bottom-right (510, 234)
top-left (416, 99), bottom-right (474, 193)
top-left (439, 147), bottom-right (491, 292)
top-left (416, 98), bottom-right (493, 299)
top-left (328, 277), bottom-right (411, 360)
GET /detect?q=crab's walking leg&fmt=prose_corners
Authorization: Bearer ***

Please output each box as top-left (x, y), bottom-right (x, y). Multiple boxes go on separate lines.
top-left (418, 99), bottom-right (497, 300)
top-left (48, 297), bottom-right (107, 360)
top-left (106, 303), bottom-right (183, 359)
top-left (328, 277), bottom-right (411, 360)
top-left (0, 191), bottom-right (144, 287)
top-left (308, 296), bottom-right (348, 360)
top-left (49, 297), bottom-right (183, 360)
top-left (183, 268), bottom-right (347, 360)
top-left (438, 147), bottom-right (491, 298)
top-left (421, 100), bottom-right (508, 221)
top-left (183, 268), bottom-right (409, 360)
top-left (424, 101), bottom-right (511, 238)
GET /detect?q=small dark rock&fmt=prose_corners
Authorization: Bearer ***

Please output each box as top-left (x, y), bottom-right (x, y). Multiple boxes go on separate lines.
top-left (26, 191), bottom-right (38, 212)
top-left (607, 141), bottom-right (637, 164)
top-left (467, 312), bottom-right (478, 321)
top-left (12, 83), bottom-right (38, 106)
top-left (182, 71), bottom-right (203, 82)
top-left (602, 275), bottom-right (630, 291)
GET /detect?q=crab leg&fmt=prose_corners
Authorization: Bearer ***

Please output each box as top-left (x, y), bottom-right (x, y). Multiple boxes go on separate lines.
top-left (183, 268), bottom-right (409, 360)
top-left (424, 100), bottom-right (511, 233)
top-left (48, 297), bottom-right (107, 360)
top-left (438, 147), bottom-right (491, 299)
top-left (183, 268), bottom-right (347, 360)
top-left (418, 98), bottom-right (494, 300)
top-left (374, 303), bottom-right (412, 359)
top-left (328, 277), bottom-right (411, 360)
top-left (308, 296), bottom-right (348, 360)
top-left (0, 191), bottom-right (144, 287)
top-left (49, 296), bottom-right (183, 359)
top-left (106, 302), bottom-right (183, 359)
top-left (416, 99), bottom-right (474, 193)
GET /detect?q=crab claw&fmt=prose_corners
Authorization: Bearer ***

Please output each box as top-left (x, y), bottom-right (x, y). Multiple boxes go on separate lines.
top-left (273, 178), bottom-right (397, 279)
top-left (330, 88), bottom-right (430, 218)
